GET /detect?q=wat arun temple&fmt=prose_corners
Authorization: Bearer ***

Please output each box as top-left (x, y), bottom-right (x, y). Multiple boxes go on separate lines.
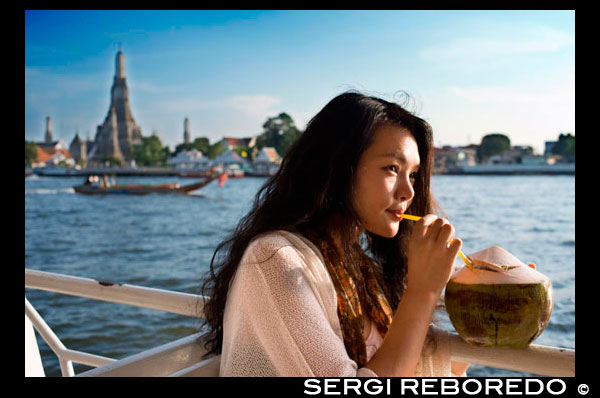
top-left (70, 47), bottom-right (143, 166)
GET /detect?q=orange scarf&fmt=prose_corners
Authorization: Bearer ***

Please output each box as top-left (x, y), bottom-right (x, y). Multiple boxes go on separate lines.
top-left (307, 234), bottom-right (394, 367)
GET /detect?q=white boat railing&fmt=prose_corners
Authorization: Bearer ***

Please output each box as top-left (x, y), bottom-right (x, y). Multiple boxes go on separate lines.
top-left (25, 268), bottom-right (205, 317)
top-left (25, 297), bottom-right (116, 376)
top-left (25, 268), bottom-right (575, 377)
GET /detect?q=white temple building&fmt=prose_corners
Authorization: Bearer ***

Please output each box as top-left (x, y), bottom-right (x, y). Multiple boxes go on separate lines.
top-left (167, 149), bottom-right (211, 170)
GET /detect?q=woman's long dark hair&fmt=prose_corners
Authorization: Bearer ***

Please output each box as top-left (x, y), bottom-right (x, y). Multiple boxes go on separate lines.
top-left (199, 91), bottom-right (437, 358)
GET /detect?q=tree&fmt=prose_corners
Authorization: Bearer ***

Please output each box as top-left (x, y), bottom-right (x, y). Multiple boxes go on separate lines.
top-left (193, 137), bottom-right (211, 155)
top-left (477, 133), bottom-right (511, 163)
top-left (132, 135), bottom-right (169, 166)
top-left (552, 132), bottom-right (575, 161)
top-left (207, 140), bottom-right (225, 159)
top-left (25, 141), bottom-right (38, 167)
top-left (161, 146), bottom-right (171, 164)
top-left (256, 112), bottom-right (302, 156)
top-left (174, 142), bottom-right (195, 155)
top-left (174, 136), bottom-right (211, 156)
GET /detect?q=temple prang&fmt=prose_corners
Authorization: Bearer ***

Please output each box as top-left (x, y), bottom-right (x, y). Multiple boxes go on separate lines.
top-left (87, 48), bottom-right (143, 165)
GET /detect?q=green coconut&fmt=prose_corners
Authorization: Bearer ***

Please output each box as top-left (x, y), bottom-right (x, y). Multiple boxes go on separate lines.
top-left (444, 246), bottom-right (553, 348)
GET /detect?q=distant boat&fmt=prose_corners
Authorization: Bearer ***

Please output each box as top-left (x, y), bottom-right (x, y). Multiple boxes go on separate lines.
top-left (73, 174), bottom-right (220, 195)
top-left (228, 168), bottom-right (245, 178)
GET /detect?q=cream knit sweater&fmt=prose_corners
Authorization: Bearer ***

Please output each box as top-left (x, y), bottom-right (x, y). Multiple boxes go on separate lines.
top-left (219, 230), bottom-right (453, 377)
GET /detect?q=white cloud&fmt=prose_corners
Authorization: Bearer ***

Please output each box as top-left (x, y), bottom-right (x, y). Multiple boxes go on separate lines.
top-left (224, 95), bottom-right (281, 119)
top-left (420, 26), bottom-right (574, 62)
top-left (448, 85), bottom-right (568, 104)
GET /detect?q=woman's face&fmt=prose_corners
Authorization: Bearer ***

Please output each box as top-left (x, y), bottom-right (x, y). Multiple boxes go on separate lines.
top-left (352, 124), bottom-right (421, 238)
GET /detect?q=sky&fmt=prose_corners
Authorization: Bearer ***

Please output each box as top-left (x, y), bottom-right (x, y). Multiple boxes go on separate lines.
top-left (25, 10), bottom-right (575, 155)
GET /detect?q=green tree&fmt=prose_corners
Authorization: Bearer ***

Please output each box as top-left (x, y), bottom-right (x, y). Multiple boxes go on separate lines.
top-left (193, 137), bottom-right (211, 154)
top-left (174, 142), bottom-right (195, 155)
top-left (256, 112), bottom-right (302, 156)
top-left (207, 140), bottom-right (225, 159)
top-left (132, 135), bottom-right (169, 166)
top-left (552, 132), bottom-right (575, 161)
top-left (161, 146), bottom-right (171, 164)
top-left (25, 141), bottom-right (38, 167)
top-left (477, 133), bottom-right (511, 162)
top-left (174, 136), bottom-right (211, 156)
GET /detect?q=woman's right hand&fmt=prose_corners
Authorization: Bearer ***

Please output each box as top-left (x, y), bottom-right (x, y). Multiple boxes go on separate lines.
top-left (405, 214), bottom-right (462, 297)
top-left (367, 215), bottom-right (462, 376)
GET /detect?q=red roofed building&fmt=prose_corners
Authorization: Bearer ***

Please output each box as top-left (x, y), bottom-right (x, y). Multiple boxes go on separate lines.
top-left (220, 136), bottom-right (256, 150)
top-left (31, 116), bottom-right (74, 167)
top-left (34, 147), bottom-right (74, 167)
top-left (255, 147), bottom-right (279, 163)
top-left (251, 147), bottom-right (281, 176)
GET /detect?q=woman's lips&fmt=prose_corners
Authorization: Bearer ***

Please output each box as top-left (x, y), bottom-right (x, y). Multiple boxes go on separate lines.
top-left (386, 210), bottom-right (404, 221)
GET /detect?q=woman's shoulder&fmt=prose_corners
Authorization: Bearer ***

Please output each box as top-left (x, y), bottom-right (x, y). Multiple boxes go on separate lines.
top-left (242, 229), bottom-right (322, 267)
top-left (247, 229), bottom-right (293, 251)
top-left (243, 230), bottom-right (302, 262)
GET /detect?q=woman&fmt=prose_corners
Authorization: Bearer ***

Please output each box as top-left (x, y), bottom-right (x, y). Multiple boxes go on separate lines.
top-left (200, 91), bottom-right (470, 377)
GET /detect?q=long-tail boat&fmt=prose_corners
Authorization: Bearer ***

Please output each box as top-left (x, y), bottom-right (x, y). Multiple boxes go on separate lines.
top-left (73, 174), bottom-right (220, 195)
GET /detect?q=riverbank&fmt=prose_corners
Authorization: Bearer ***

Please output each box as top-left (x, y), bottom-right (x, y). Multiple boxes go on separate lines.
top-left (28, 162), bottom-right (574, 178)
top-left (29, 167), bottom-right (188, 177)
top-left (436, 163), bottom-right (574, 175)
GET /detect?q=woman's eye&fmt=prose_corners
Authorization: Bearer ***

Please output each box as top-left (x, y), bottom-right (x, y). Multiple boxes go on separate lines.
top-left (410, 171), bottom-right (419, 180)
top-left (387, 165), bottom-right (398, 173)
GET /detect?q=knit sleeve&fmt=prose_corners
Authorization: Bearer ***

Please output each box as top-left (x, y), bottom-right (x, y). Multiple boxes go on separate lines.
top-left (413, 324), bottom-right (453, 377)
top-left (220, 233), bottom-right (377, 377)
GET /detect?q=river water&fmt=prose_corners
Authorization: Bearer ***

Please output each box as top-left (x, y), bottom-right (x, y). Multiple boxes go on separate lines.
top-left (25, 174), bottom-right (574, 377)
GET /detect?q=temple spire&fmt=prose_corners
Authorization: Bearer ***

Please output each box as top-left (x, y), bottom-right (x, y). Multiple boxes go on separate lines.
top-left (45, 116), bottom-right (53, 143)
top-left (184, 117), bottom-right (191, 144)
top-left (108, 107), bottom-right (124, 162)
top-left (90, 48), bottom-right (142, 165)
top-left (116, 45), bottom-right (125, 79)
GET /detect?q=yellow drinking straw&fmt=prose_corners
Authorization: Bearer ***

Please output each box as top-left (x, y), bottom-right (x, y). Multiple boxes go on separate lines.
top-left (401, 214), bottom-right (473, 270)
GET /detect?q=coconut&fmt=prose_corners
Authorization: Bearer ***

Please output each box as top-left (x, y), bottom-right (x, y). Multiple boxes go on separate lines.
top-left (444, 246), bottom-right (553, 348)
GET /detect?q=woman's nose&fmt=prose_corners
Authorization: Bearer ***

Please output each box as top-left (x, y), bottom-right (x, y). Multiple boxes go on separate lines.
top-left (394, 175), bottom-right (415, 202)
